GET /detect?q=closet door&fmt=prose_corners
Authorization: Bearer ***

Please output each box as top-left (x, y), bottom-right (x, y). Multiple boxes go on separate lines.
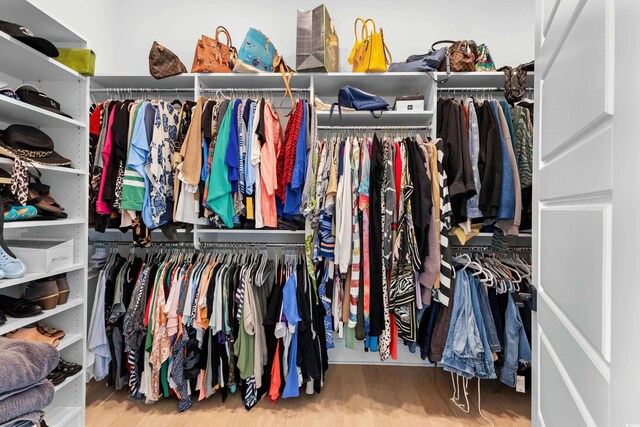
top-left (534, 1), bottom-right (640, 426)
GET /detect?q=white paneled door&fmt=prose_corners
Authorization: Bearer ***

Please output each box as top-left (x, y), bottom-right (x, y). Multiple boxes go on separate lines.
top-left (534, 0), bottom-right (640, 426)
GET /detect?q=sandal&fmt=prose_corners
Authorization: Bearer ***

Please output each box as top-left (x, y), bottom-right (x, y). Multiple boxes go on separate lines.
top-left (27, 189), bottom-right (67, 219)
top-left (36, 320), bottom-right (65, 339)
top-left (0, 294), bottom-right (43, 318)
top-left (4, 327), bottom-right (60, 346)
top-left (46, 370), bottom-right (66, 386)
top-left (47, 359), bottom-right (82, 386)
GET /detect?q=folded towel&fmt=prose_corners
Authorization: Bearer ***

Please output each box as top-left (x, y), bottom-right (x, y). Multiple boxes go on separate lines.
top-left (0, 337), bottom-right (59, 395)
top-left (0, 411), bottom-right (44, 427)
top-left (0, 382), bottom-right (54, 424)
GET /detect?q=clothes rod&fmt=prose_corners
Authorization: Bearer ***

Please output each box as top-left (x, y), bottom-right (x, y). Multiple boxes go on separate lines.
top-left (90, 240), bottom-right (194, 246)
top-left (90, 88), bottom-right (194, 93)
top-left (199, 241), bottom-right (305, 248)
top-left (198, 87), bottom-right (310, 93)
top-left (437, 87), bottom-right (534, 92)
top-left (318, 125), bottom-right (431, 130)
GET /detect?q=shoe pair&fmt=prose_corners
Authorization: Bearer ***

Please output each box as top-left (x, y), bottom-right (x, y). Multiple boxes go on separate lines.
top-left (22, 274), bottom-right (69, 310)
top-left (47, 359), bottom-right (82, 386)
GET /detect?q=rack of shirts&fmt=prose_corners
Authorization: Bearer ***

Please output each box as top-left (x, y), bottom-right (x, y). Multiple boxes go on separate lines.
top-left (88, 87), bottom-right (315, 245)
top-left (87, 241), bottom-right (328, 412)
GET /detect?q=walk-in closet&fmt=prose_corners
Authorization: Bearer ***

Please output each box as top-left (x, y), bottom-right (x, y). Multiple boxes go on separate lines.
top-left (0, 0), bottom-right (635, 426)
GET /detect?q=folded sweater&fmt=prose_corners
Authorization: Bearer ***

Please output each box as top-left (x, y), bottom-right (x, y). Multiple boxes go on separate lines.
top-left (0, 337), bottom-right (59, 394)
top-left (0, 382), bottom-right (54, 424)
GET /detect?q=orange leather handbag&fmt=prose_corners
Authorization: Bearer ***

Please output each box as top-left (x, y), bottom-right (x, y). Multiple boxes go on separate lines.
top-left (191, 26), bottom-right (236, 73)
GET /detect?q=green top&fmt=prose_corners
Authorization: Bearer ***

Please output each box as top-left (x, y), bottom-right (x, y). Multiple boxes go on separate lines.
top-left (205, 106), bottom-right (235, 228)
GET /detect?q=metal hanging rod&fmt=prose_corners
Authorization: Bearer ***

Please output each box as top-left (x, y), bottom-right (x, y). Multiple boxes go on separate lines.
top-left (452, 245), bottom-right (531, 252)
top-left (438, 87), bottom-right (534, 93)
top-left (199, 87), bottom-right (310, 93)
top-left (199, 241), bottom-right (305, 248)
top-left (318, 125), bottom-right (431, 130)
top-left (90, 87), bottom-right (194, 93)
top-left (91, 240), bottom-right (194, 247)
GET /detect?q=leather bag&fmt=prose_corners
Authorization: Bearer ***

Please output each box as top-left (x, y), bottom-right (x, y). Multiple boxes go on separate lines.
top-left (432, 40), bottom-right (478, 72)
top-left (149, 41), bottom-right (187, 79)
top-left (348, 18), bottom-right (391, 73)
top-left (191, 26), bottom-right (236, 73)
top-left (499, 63), bottom-right (532, 103)
top-left (237, 28), bottom-right (277, 72)
top-left (330, 85), bottom-right (389, 119)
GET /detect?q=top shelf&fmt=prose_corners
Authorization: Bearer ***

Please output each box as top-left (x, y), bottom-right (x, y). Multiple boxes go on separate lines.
top-left (2, 0), bottom-right (87, 45)
top-left (436, 71), bottom-right (535, 88)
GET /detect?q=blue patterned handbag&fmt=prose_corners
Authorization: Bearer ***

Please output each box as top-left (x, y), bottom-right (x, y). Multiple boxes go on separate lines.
top-left (237, 28), bottom-right (277, 72)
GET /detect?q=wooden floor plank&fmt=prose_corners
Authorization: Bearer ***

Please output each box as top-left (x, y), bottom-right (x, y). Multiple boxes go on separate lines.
top-left (85, 365), bottom-right (530, 426)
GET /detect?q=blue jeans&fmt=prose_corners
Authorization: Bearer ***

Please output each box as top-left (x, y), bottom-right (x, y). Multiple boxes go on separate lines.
top-left (476, 279), bottom-right (502, 353)
top-left (500, 291), bottom-right (532, 387)
top-left (468, 276), bottom-right (497, 379)
top-left (441, 270), bottom-right (484, 378)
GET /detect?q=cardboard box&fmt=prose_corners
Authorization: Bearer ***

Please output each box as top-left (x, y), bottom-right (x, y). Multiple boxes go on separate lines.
top-left (7, 239), bottom-right (74, 273)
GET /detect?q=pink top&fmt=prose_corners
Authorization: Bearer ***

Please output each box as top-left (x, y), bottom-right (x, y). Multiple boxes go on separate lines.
top-left (260, 103), bottom-right (282, 227)
top-left (96, 106), bottom-right (117, 214)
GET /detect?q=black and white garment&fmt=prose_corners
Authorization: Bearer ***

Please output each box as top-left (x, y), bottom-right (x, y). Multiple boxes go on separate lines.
top-left (435, 139), bottom-right (453, 307)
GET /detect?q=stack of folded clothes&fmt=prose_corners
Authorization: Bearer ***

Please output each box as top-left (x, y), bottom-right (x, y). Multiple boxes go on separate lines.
top-left (0, 337), bottom-right (58, 426)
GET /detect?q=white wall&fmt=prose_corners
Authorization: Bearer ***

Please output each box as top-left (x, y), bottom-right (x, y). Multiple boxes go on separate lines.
top-left (41, 0), bottom-right (534, 75)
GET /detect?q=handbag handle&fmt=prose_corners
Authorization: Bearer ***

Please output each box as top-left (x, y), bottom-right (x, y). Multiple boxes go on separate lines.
top-left (431, 40), bottom-right (456, 51)
top-left (354, 18), bottom-right (370, 42)
top-left (363, 18), bottom-right (377, 35)
top-left (215, 26), bottom-right (232, 47)
top-left (380, 28), bottom-right (392, 65)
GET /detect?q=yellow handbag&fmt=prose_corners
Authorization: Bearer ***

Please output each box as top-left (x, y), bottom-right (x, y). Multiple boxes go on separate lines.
top-left (348, 18), bottom-right (391, 73)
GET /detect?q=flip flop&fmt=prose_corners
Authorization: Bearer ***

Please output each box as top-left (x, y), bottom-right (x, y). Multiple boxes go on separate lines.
top-left (0, 295), bottom-right (43, 318)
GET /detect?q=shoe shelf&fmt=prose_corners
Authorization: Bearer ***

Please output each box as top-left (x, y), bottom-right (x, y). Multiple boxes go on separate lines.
top-left (0, 262), bottom-right (84, 291)
top-left (57, 332), bottom-right (83, 351)
top-left (0, 297), bottom-right (82, 335)
top-left (43, 406), bottom-right (83, 427)
top-left (53, 369), bottom-right (83, 393)
top-left (0, 157), bottom-right (86, 176)
top-left (4, 218), bottom-right (85, 229)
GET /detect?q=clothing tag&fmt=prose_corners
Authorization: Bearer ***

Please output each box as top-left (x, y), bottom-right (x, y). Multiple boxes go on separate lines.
top-left (516, 375), bottom-right (525, 393)
top-left (246, 196), bottom-right (254, 219)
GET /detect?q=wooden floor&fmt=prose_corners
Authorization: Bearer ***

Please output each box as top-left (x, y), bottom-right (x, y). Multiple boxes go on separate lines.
top-left (85, 365), bottom-right (531, 426)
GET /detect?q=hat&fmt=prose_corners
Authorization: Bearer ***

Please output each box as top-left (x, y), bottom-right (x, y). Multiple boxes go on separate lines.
top-left (16, 86), bottom-right (72, 119)
top-left (0, 20), bottom-right (59, 57)
top-left (0, 125), bottom-right (71, 166)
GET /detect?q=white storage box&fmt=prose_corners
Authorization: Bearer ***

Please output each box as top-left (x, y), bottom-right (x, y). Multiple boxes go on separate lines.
top-left (394, 95), bottom-right (425, 111)
top-left (7, 239), bottom-right (74, 273)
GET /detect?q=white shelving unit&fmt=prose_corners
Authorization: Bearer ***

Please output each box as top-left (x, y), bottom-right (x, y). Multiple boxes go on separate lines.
top-left (1, 1), bottom-right (88, 426)
top-left (89, 71), bottom-right (532, 369)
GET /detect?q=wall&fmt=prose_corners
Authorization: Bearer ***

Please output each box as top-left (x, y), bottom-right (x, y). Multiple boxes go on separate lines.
top-left (40, 0), bottom-right (534, 75)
